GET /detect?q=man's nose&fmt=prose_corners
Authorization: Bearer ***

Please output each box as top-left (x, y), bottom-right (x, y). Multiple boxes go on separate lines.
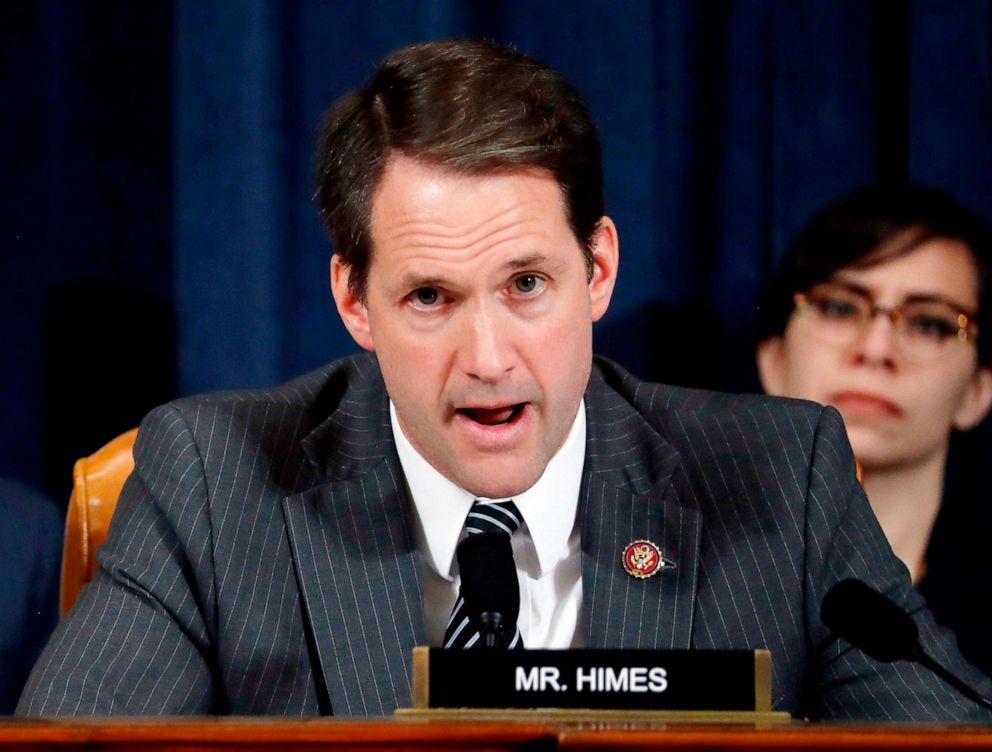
top-left (459, 304), bottom-right (514, 383)
top-left (848, 312), bottom-right (899, 369)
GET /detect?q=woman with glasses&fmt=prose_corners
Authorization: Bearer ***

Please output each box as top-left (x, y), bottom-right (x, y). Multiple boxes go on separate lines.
top-left (757, 185), bottom-right (992, 676)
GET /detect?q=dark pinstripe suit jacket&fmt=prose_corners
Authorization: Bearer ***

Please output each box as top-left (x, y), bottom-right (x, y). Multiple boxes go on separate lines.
top-left (18, 353), bottom-right (992, 719)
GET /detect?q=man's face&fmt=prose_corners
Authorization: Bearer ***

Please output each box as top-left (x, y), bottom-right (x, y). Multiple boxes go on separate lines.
top-left (332, 155), bottom-right (618, 498)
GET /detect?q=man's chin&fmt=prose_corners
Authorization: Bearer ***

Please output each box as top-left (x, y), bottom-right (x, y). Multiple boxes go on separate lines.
top-left (463, 479), bottom-right (537, 500)
top-left (454, 464), bottom-right (544, 500)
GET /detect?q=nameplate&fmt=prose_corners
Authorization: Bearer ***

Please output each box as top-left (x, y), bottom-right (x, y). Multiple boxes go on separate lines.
top-left (411, 647), bottom-right (771, 711)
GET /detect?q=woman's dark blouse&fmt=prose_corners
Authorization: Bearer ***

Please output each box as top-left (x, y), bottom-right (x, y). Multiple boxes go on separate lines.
top-left (919, 433), bottom-right (992, 679)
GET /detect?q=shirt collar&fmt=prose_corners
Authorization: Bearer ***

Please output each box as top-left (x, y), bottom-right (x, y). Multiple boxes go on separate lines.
top-left (390, 399), bottom-right (586, 580)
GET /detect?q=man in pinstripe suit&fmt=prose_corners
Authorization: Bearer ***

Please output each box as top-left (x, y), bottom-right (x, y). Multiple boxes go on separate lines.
top-left (19, 39), bottom-right (992, 720)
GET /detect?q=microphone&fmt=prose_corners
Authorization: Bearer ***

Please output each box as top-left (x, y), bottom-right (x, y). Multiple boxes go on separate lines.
top-left (456, 533), bottom-right (520, 649)
top-left (821, 579), bottom-right (992, 710)
top-left (821, 579), bottom-right (920, 662)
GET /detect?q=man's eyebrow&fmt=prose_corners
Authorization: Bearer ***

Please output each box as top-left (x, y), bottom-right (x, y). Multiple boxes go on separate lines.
top-left (396, 272), bottom-right (448, 291)
top-left (395, 254), bottom-right (558, 290)
top-left (504, 253), bottom-right (552, 270)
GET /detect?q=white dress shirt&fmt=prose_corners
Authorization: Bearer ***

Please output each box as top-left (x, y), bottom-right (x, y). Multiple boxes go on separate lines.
top-left (390, 400), bottom-right (586, 648)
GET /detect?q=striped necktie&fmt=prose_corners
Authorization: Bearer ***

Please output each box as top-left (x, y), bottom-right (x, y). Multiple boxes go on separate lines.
top-left (443, 499), bottom-right (524, 649)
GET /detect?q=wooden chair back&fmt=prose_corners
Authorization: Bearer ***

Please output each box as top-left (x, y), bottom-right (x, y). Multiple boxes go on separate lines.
top-left (61, 428), bottom-right (137, 615)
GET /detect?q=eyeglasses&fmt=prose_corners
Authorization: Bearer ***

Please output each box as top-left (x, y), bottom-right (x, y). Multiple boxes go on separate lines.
top-left (792, 282), bottom-right (979, 362)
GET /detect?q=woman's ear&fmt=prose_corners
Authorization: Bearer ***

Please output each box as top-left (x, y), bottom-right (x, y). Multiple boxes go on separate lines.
top-left (330, 255), bottom-right (375, 351)
top-left (756, 337), bottom-right (787, 396)
top-left (953, 366), bottom-right (992, 431)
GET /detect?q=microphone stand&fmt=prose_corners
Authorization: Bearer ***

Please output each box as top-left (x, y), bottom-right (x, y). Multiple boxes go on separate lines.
top-left (914, 648), bottom-right (992, 712)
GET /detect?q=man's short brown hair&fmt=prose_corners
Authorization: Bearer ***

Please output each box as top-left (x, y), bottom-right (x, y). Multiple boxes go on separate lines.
top-left (315, 38), bottom-right (604, 301)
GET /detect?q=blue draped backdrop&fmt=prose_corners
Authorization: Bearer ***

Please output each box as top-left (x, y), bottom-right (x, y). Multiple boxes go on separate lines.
top-left (2, 0), bottom-right (990, 497)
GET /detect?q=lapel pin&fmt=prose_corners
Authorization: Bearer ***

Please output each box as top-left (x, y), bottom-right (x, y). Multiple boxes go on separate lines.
top-left (622, 539), bottom-right (675, 579)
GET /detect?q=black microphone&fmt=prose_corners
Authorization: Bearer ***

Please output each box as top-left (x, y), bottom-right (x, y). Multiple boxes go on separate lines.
top-left (821, 579), bottom-right (920, 662)
top-left (456, 533), bottom-right (520, 649)
top-left (821, 579), bottom-right (992, 710)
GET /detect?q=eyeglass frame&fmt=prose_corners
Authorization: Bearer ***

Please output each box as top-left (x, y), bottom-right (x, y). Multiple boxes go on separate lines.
top-left (791, 282), bottom-right (979, 359)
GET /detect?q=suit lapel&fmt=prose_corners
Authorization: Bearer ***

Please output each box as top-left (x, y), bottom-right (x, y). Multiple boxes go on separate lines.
top-left (581, 366), bottom-right (702, 649)
top-left (280, 354), bottom-right (703, 713)
top-left (282, 357), bottom-right (424, 715)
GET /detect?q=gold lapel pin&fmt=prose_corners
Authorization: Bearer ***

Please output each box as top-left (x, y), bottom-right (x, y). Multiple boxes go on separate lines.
top-left (621, 539), bottom-right (674, 579)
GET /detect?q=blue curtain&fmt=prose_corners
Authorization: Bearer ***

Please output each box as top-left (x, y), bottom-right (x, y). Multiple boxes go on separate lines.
top-left (172, 0), bottom-right (884, 392)
top-left (3, 0), bottom-right (991, 495)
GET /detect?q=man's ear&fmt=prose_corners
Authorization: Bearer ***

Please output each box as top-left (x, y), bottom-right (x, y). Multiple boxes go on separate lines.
top-left (953, 366), bottom-right (992, 431)
top-left (589, 217), bottom-right (619, 322)
top-left (756, 337), bottom-right (787, 396)
top-left (330, 255), bottom-right (374, 351)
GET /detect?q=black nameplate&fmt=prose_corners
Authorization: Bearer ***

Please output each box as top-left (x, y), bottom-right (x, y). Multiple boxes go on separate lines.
top-left (414, 648), bottom-right (769, 711)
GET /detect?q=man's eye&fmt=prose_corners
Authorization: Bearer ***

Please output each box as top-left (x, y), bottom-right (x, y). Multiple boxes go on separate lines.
top-left (412, 287), bottom-right (440, 307)
top-left (512, 275), bottom-right (544, 295)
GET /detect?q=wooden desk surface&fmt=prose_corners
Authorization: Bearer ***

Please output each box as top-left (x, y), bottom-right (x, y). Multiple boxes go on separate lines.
top-left (2, 717), bottom-right (992, 751)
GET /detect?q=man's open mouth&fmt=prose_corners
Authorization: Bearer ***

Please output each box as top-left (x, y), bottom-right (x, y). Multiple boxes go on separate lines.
top-left (458, 403), bottom-right (526, 426)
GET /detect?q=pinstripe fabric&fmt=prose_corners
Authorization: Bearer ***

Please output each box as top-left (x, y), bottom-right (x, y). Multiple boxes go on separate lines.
top-left (16, 352), bottom-right (992, 720)
top-left (581, 361), bottom-right (992, 721)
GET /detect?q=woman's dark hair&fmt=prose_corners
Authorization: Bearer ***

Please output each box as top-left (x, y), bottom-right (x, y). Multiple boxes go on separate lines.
top-left (314, 39), bottom-right (603, 302)
top-left (758, 185), bottom-right (992, 364)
